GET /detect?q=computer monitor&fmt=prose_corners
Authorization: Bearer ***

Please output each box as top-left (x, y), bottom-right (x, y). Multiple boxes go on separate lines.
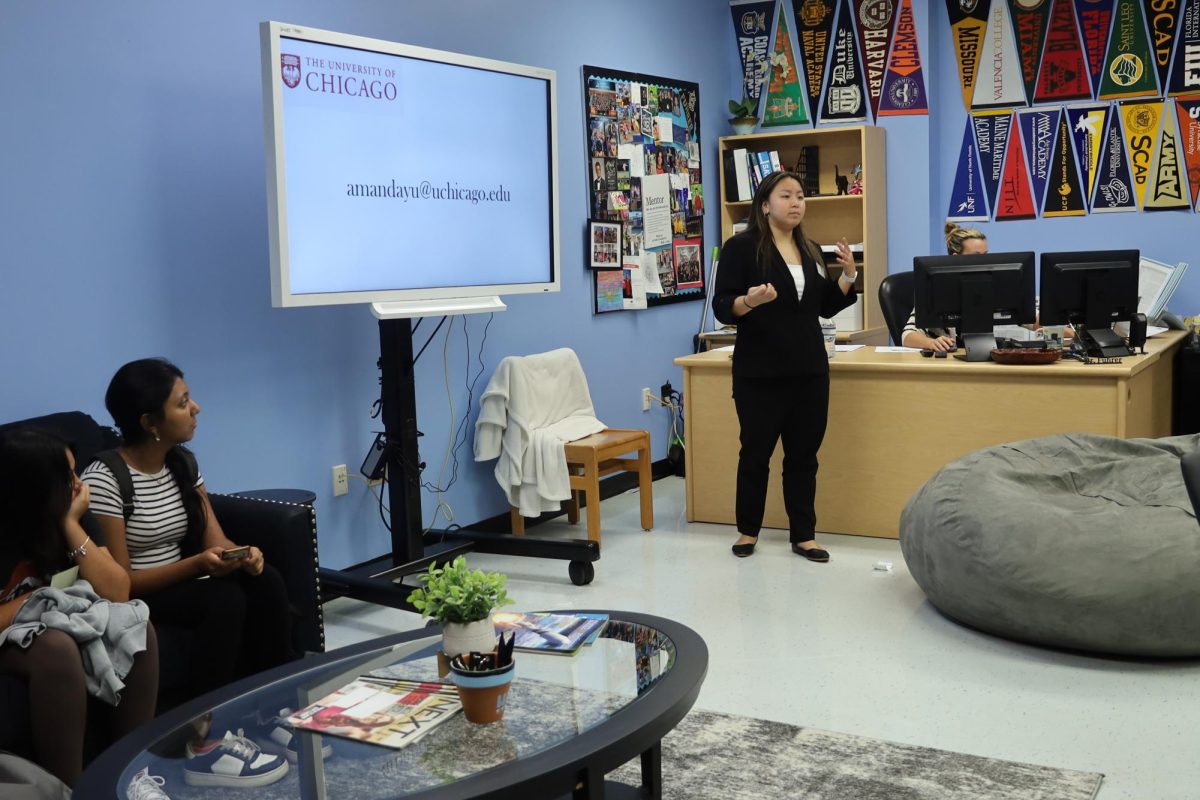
top-left (913, 251), bottom-right (1036, 361)
top-left (1039, 250), bottom-right (1139, 358)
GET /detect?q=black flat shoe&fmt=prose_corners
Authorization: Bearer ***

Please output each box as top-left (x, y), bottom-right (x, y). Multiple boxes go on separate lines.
top-left (732, 540), bottom-right (757, 558)
top-left (792, 543), bottom-right (829, 562)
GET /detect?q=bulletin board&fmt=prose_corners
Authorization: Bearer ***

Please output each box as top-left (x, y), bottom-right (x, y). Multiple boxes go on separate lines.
top-left (583, 66), bottom-right (705, 312)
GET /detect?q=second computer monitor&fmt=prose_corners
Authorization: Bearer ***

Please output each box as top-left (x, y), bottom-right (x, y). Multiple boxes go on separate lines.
top-left (1039, 250), bottom-right (1139, 357)
top-left (913, 251), bottom-right (1036, 361)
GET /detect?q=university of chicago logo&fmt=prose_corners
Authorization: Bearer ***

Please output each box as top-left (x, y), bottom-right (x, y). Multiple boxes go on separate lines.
top-left (281, 54), bottom-right (301, 89)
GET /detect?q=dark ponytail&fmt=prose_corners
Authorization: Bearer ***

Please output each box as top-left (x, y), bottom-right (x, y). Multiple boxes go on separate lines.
top-left (0, 429), bottom-right (74, 579)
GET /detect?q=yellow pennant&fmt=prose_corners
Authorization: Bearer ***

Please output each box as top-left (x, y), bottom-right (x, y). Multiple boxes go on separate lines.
top-left (1145, 105), bottom-right (1192, 210)
top-left (1120, 99), bottom-right (1163, 209)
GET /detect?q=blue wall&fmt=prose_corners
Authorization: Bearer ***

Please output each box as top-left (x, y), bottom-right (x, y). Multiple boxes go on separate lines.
top-left (1, 1), bottom-right (1195, 569)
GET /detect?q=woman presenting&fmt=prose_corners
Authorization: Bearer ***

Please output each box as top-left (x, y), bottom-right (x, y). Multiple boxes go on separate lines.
top-left (712, 171), bottom-right (858, 560)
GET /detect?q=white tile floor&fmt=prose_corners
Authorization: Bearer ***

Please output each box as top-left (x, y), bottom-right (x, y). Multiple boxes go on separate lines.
top-left (323, 477), bottom-right (1200, 799)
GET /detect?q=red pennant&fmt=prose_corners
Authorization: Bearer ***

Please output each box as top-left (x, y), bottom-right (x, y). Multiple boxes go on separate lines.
top-left (997, 113), bottom-right (1037, 220)
top-left (1034, 0), bottom-right (1092, 102)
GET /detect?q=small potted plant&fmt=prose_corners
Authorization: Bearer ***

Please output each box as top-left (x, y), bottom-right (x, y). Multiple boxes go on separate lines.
top-left (728, 97), bottom-right (759, 135)
top-left (406, 556), bottom-right (514, 657)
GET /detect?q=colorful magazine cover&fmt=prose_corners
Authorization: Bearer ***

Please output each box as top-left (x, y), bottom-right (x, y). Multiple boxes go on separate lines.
top-left (491, 612), bottom-right (609, 654)
top-left (286, 677), bottom-right (460, 749)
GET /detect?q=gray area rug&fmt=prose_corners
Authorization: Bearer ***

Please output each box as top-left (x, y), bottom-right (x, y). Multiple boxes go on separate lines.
top-left (611, 710), bottom-right (1103, 800)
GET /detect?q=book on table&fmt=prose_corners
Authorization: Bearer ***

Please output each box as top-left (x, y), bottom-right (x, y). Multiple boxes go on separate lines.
top-left (286, 677), bottom-right (460, 749)
top-left (491, 611), bottom-right (609, 655)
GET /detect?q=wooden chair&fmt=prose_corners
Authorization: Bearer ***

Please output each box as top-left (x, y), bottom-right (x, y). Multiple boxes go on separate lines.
top-left (510, 428), bottom-right (653, 542)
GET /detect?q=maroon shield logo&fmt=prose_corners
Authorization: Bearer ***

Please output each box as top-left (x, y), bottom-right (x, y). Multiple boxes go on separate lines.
top-left (281, 54), bottom-right (301, 89)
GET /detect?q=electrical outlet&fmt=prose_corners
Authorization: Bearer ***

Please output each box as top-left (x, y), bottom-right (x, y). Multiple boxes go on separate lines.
top-left (642, 387), bottom-right (654, 412)
top-left (332, 464), bottom-right (348, 496)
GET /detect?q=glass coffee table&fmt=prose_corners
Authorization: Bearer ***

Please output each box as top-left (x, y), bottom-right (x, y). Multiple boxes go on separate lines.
top-left (80, 610), bottom-right (706, 799)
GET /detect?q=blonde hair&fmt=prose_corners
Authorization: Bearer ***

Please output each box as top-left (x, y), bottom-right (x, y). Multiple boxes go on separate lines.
top-left (944, 222), bottom-right (986, 255)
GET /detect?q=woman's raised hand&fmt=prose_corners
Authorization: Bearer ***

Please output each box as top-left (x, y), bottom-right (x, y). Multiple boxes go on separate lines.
top-left (746, 283), bottom-right (777, 308)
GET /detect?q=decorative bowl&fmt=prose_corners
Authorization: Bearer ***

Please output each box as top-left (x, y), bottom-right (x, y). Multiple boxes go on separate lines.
top-left (990, 348), bottom-right (1062, 365)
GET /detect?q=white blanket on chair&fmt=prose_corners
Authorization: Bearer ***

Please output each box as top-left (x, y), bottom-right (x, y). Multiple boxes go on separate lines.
top-left (474, 348), bottom-right (606, 517)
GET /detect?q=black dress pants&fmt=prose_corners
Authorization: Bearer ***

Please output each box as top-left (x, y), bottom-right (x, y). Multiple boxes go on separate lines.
top-left (732, 371), bottom-right (830, 543)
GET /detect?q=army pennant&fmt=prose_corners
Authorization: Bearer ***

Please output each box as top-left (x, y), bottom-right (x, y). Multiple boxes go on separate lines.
top-left (878, 0), bottom-right (929, 115)
top-left (974, 111), bottom-right (1017, 213)
top-left (1019, 107), bottom-right (1061, 212)
top-left (820, 0), bottom-right (869, 123)
top-left (731, 0), bottom-right (779, 114)
top-left (1044, 109), bottom-right (1089, 215)
top-left (1167, 0), bottom-right (1200, 96)
top-left (1074, 0), bottom-right (1117, 95)
top-left (1065, 103), bottom-right (1111, 204)
top-left (793, 0), bottom-right (838, 111)
top-left (997, 114), bottom-right (1039, 219)
top-left (1099, 0), bottom-right (1159, 99)
top-left (1091, 104), bottom-right (1139, 211)
top-left (1146, 0), bottom-right (1185, 93)
top-left (972, 0), bottom-right (1029, 108)
top-left (1145, 104), bottom-right (1192, 209)
top-left (1010, 0), bottom-right (1052, 102)
top-left (1175, 96), bottom-right (1200, 206)
top-left (854, 0), bottom-right (899, 119)
top-left (949, 117), bottom-right (991, 220)
top-left (946, 0), bottom-right (992, 109)
top-left (762, 11), bottom-right (810, 126)
top-left (1034, 0), bottom-right (1093, 102)
top-left (1121, 99), bottom-right (1165, 207)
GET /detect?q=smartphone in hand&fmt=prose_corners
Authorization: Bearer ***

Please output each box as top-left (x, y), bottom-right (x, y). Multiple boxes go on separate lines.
top-left (220, 546), bottom-right (250, 561)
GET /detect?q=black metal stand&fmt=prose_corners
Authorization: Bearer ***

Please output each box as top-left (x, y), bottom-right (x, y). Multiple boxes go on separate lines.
top-left (319, 317), bottom-right (600, 611)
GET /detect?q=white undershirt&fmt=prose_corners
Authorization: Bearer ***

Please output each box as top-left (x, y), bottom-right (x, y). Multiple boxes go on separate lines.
top-left (787, 263), bottom-right (805, 302)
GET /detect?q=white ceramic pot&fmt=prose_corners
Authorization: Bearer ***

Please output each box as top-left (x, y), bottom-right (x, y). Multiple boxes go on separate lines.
top-left (442, 616), bottom-right (497, 657)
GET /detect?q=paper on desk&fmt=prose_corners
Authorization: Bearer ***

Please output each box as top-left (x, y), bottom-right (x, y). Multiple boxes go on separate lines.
top-left (713, 345), bottom-right (735, 352)
top-left (835, 344), bottom-right (865, 352)
top-left (875, 346), bottom-right (922, 353)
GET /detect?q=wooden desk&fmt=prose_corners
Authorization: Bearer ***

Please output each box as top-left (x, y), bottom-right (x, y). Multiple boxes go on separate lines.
top-left (674, 331), bottom-right (1186, 539)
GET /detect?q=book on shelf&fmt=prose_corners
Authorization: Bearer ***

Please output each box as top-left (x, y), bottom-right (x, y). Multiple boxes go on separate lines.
top-left (730, 147), bottom-right (752, 201)
top-left (491, 611), bottom-right (609, 655)
top-left (286, 677), bottom-right (460, 750)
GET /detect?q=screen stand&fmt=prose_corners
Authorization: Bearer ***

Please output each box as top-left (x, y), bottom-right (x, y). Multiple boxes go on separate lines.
top-left (957, 275), bottom-right (996, 362)
top-left (1076, 326), bottom-right (1131, 358)
top-left (318, 315), bottom-right (601, 612)
top-left (960, 333), bottom-right (997, 362)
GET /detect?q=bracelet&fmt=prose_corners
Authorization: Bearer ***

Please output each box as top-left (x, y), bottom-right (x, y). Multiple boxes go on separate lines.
top-left (66, 536), bottom-right (91, 561)
top-left (744, 296), bottom-right (757, 309)
top-left (840, 271), bottom-right (858, 283)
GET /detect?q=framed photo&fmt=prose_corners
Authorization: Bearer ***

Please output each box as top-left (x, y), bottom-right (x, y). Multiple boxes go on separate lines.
top-left (588, 219), bottom-right (623, 269)
top-left (673, 237), bottom-right (703, 290)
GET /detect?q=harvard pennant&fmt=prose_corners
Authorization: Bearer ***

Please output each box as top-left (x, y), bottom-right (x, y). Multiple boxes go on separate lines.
top-left (854, 0), bottom-right (899, 119)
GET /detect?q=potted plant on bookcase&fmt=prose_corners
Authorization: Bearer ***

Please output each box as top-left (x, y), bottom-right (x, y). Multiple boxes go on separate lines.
top-left (407, 555), bottom-right (514, 657)
top-left (728, 96), bottom-right (759, 135)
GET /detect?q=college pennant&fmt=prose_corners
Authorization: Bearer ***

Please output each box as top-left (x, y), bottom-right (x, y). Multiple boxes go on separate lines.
top-left (762, 10), bottom-right (810, 126)
top-left (820, 0), bottom-right (869, 123)
top-left (793, 0), bottom-right (838, 111)
top-left (1121, 99), bottom-right (1165, 207)
top-left (1146, 0), bottom-right (1185, 93)
top-left (1145, 103), bottom-right (1192, 209)
top-left (1010, 0), bottom-right (1052, 102)
top-left (1175, 96), bottom-right (1200, 207)
top-left (1074, 0), bottom-right (1117, 95)
top-left (972, 0), bottom-right (1029, 108)
top-left (1065, 103), bottom-right (1111, 205)
top-left (1019, 107), bottom-right (1061, 212)
top-left (731, 0), bottom-right (779, 114)
top-left (1092, 106), bottom-right (1139, 210)
top-left (949, 117), bottom-right (991, 220)
top-left (1167, 0), bottom-right (1200, 96)
top-left (878, 0), bottom-right (929, 115)
top-left (1035, 0), bottom-right (1093, 103)
top-left (946, 0), bottom-right (991, 109)
top-left (1044, 109), bottom-right (1089, 215)
top-left (974, 111), bottom-right (1016, 213)
top-left (997, 113), bottom-right (1038, 219)
top-left (1099, 0), bottom-right (1159, 99)
top-left (854, 0), bottom-right (899, 119)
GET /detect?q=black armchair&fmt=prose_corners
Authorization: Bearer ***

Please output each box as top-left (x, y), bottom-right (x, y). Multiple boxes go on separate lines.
top-left (0, 411), bottom-right (324, 752)
top-left (878, 270), bottom-right (915, 346)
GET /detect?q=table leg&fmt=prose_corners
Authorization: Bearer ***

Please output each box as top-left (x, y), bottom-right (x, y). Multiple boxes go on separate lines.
top-left (573, 767), bottom-right (606, 798)
top-left (641, 742), bottom-right (662, 799)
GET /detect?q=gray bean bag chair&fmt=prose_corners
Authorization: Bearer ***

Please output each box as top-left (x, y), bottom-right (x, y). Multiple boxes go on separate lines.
top-left (900, 433), bottom-right (1200, 656)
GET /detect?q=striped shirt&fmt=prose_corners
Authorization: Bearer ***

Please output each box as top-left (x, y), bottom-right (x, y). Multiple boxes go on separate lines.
top-left (81, 460), bottom-right (204, 570)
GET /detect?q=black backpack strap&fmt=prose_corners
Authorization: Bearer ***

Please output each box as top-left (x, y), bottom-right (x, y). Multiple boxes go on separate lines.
top-left (177, 446), bottom-right (199, 486)
top-left (91, 449), bottom-right (136, 521)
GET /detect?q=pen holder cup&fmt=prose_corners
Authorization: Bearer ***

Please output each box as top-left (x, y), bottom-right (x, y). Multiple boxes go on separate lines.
top-left (448, 661), bottom-right (515, 723)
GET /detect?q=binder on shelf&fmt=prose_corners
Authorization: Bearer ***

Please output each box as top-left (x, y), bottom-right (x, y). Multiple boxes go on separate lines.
top-left (755, 151), bottom-right (774, 180)
top-left (731, 147), bottom-right (752, 201)
top-left (722, 150), bottom-right (739, 202)
top-left (768, 150), bottom-right (781, 173)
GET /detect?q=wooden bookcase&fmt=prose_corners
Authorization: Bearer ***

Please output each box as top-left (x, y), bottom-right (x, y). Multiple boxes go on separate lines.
top-left (717, 125), bottom-right (888, 344)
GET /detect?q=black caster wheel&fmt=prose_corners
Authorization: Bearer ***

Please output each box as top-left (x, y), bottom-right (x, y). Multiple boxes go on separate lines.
top-left (568, 560), bottom-right (595, 586)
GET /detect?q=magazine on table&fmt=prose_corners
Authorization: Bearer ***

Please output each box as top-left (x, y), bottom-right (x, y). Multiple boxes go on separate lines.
top-left (286, 676), bottom-right (460, 749)
top-left (491, 611), bottom-right (609, 655)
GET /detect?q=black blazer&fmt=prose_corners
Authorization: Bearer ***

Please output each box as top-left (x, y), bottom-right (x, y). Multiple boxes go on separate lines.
top-left (713, 231), bottom-right (857, 378)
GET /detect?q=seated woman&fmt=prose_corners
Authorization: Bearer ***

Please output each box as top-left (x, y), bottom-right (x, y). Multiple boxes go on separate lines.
top-left (0, 429), bottom-right (158, 788)
top-left (900, 222), bottom-right (987, 351)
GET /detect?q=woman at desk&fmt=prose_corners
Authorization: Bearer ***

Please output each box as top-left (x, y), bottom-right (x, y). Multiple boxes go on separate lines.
top-left (900, 222), bottom-right (987, 352)
top-left (712, 171), bottom-right (858, 561)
